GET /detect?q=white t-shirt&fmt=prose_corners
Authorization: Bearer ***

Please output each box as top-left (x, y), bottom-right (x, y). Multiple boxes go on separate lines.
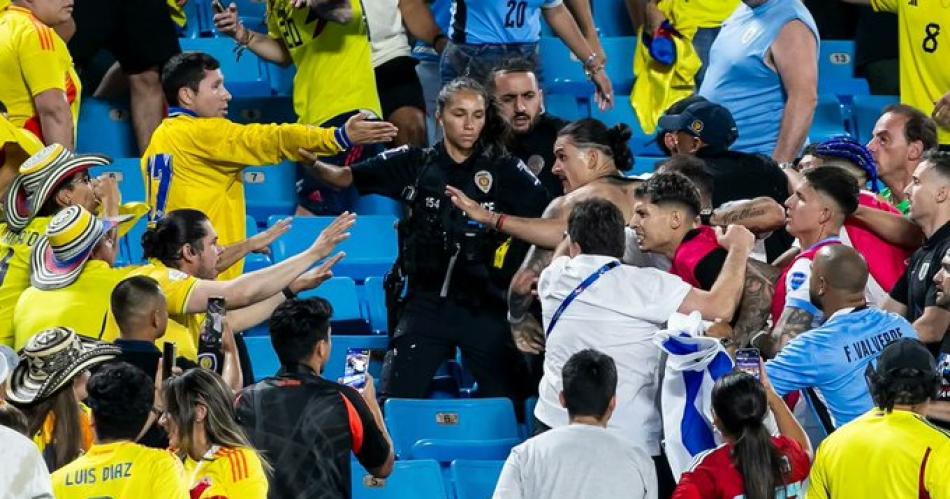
top-left (493, 424), bottom-right (658, 499)
top-left (536, 254), bottom-right (691, 455)
top-left (0, 424), bottom-right (52, 499)
top-left (363, 0), bottom-right (411, 67)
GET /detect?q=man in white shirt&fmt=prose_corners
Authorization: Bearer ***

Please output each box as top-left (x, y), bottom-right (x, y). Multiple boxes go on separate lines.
top-left (494, 349), bottom-right (657, 499)
top-left (534, 199), bottom-right (754, 495)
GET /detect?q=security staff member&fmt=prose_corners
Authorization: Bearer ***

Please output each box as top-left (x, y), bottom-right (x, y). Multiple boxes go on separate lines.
top-left (301, 77), bottom-right (548, 408)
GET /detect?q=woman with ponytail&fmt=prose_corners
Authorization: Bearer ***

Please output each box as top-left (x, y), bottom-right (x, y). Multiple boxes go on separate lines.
top-left (673, 368), bottom-right (812, 499)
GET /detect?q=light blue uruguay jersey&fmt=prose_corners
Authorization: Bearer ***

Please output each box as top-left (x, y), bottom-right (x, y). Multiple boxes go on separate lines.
top-left (765, 306), bottom-right (916, 428)
top-left (449, 0), bottom-right (562, 45)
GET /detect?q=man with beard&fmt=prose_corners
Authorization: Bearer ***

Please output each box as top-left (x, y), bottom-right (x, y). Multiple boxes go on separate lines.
top-left (487, 58), bottom-right (569, 199)
top-left (764, 244), bottom-right (915, 431)
top-left (925, 247), bottom-right (950, 429)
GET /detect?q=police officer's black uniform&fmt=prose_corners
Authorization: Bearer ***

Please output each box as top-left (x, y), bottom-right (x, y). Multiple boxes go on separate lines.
top-left (349, 142), bottom-right (548, 406)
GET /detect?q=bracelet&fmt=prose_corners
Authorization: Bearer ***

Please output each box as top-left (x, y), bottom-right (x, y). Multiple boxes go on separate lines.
top-left (495, 214), bottom-right (508, 231)
top-left (507, 311), bottom-right (528, 324)
top-left (282, 287), bottom-right (297, 300)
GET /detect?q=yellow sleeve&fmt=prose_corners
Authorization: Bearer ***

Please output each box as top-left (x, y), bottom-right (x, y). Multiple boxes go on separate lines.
top-left (230, 449), bottom-right (269, 499)
top-left (869, 0), bottom-right (897, 13)
top-left (805, 446), bottom-right (830, 499)
top-left (185, 119), bottom-right (344, 167)
top-left (162, 272), bottom-right (199, 315)
top-left (151, 452), bottom-right (189, 499)
top-left (266, 0), bottom-right (281, 39)
top-left (16, 22), bottom-right (68, 97)
top-left (926, 442), bottom-right (950, 499)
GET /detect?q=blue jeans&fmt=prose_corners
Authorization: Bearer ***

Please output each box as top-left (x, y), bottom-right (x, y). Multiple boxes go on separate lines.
top-left (692, 27), bottom-right (721, 87)
top-left (439, 42), bottom-right (542, 85)
top-left (415, 57), bottom-right (443, 145)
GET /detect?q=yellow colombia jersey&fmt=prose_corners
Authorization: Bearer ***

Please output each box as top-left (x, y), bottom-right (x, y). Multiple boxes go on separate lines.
top-left (266, 0), bottom-right (381, 125)
top-left (871, 0), bottom-right (950, 144)
top-left (0, 5), bottom-right (81, 144)
top-left (185, 446), bottom-right (269, 499)
top-left (142, 110), bottom-right (343, 281)
top-left (807, 409), bottom-right (950, 498)
top-left (34, 403), bottom-right (94, 457)
top-left (0, 217), bottom-right (49, 348)
top-left (52, 441), bottom-right (189, 499)
top-left (107, 259), bottom-right (202, 360)
top-left (659, 0), bottom-right (740, 33)
top-left (12, 260), bottom-right (131, 349)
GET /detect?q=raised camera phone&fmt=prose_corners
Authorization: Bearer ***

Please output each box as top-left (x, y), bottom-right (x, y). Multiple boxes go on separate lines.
top-left (162, 342), bottom-right (177, 379)
top-left (198, 296), bottom-right (226, 373)
top-left (343, 348), bottom-right (369, 390)
top-left (735, 348), bottom-right (761, 380)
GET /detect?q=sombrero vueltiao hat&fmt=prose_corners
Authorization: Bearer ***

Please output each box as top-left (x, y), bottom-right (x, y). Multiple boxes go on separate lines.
top-left (5, 327), bottom-right (120, 406)
top-left (4, 143), bottom-right (111, 232)
top-left (30, 205), bottom-right (132, 290)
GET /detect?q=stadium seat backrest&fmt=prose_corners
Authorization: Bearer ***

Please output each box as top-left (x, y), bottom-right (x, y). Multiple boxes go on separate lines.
top-left (818, 40), bottom-right (856, 85)
top-left (450, 460), bottom-right (505, 499)
top-left (852, 95), bottom-right (900, 144)
top-left (361, 277), bottom-right (388, 334)
top-left (383, 398), bottom-right (520, 460)
top-left (591, 100), bottom-right (662, 156)
top-left (268, 215), bottom-right (398, 280)
top-left (232, 0), bottom-right (267, 18)
top-left (539, 37), bottom-right (593, 96)
top-left (545, 94), bottom-right (588, 122)
top-left (297, 276), bottom-right (363, 324)
top-left (268, 64), bottom-right (297, 97)
top-left (244, 161), bottom-right (298, 226)
top-left (243, 215), bottom-right (271, 272)
top-left (632, 156), bottom-right (661, 176)
top-left (77, 99), bottom-right (138, 159)
top-left (352, 194), bottom-right (403, 218)
top-left (352, 460), bottom-right (448, 499)
top-left (179, 38), bottom-right (270, 98)
top-left (593, 0), bottom-right (635, 36)
top-left (602, 37), bottom-right (637, 95)
top-left (244, 335), bottom-right (281, 382)
top-left (809, 94), bottom-right (849, 144)
top-left (228, 96), bottom-right (297, 125)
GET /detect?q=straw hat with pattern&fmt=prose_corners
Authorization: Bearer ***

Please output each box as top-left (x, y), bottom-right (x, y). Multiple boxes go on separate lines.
top-left (5, 327), bottom-right (120, 406)
top-left (4, 143), bottom-right (110, 232)
top-left (30, 205), bottom-right (131, 290)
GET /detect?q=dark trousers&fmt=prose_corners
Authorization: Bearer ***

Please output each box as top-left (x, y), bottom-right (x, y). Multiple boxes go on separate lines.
top-left (380, 292), bottom-right (530, 419)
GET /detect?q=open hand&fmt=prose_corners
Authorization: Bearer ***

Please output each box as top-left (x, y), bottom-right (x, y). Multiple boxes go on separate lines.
top-left (293, 252), bottom-right (345, 292)
top-left (445, 185), bottom-right (493, 224)
top-left (250, 217), bottom-right (291, 255)
top-left (213, 3), bottom-right (244, 39)
top-left (344, 112), bottom-right (398, 145)
top-left (310, 211), bottom-right (355, 259)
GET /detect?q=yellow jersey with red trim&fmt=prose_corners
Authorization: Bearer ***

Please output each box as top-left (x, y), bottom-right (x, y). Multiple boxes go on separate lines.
top-left (871, 0), bottom-right (950, 144)
top-left (0, 5), bottom-right (81, 145)
top-left (808, 408), bottom-right (950, 498)
top-left (52, 441), bottom-right (189, 499)
top-left (185, 446), bottom-right (269, 499)
top-left (102, 259), bottom-right (201, 360)
top-left (266, 0), bottom-right (380, 125)
top-left (0, 217), bottom-right (49, 348)
top-left (33, 402), bottom-right (94, 458)
top-left (659, 0), bottom-right (740, 32)
top-left (141, 109), bottom-right (344, 280)
top-left (12, 260), bottom-right (132, 349)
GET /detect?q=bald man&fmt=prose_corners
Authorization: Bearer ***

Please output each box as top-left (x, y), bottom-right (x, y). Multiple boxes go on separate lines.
top-left (761, 245), bottom-right (917, 431)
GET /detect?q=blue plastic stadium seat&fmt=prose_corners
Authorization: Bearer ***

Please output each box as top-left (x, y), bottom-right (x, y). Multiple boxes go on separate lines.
top-left (361, 277), bottom-right (388, 334)
top-left (352, 460), bottom-right (448, 499)
top-left (352, 195), bottom-right (403, 218)
top-left (178, 0), bottom-right (205, 38)
top-left (77, 99), bottom-right (138, 159)
top-left (179, 38), bottom-right (271, 98)
top-left (298, 276), bottom-right (368, 334)
top-left (544, 94), bottom-right (587, 121)
top-left (268, 64), bottom-right (297, 97)
top-left (323, 334), bottom-right (388, 383)
top-left (244, 161), bottom-right (297, 226)
top-left (523, 397), bottom-right (538, 438)
top-left (852, 95), bottom-right (899, 144)
top-left (384, 398), bottom-right (521, 461)
top-left (539, 37), bottom-right (592, 97)
top-left (245, 334), bottom-right (387, 382)
top-left (818, 40), bottom-right (856, 86)
top-left (591, 99), bottom-right (661, 156)
top-left (632, 156), bottom-right (662, 175)
top-left (451, 460), bottom-right (505, 499)
top-left (90, 159), bottom-right (148, 266)
top-left (243, 215), bottom-right (271, 273)
top-left (593, 0), bottom-right (635, 36)
top-left (228, 96), bottom-right (296, 125)
top-left (232, 0), bottom-right (267, 18)
top-left (602, 37), bottom-right (636, 95)
top-left (809, 94), bottom-right (849, 144)
top-left (268, 215), bottom-right (398, 281)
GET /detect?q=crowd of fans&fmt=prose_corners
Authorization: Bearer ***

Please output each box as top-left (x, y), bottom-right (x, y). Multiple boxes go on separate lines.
top-left (0, 0), bottom-right (949, 498)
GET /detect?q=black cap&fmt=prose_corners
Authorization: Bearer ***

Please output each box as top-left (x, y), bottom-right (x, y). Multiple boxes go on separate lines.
top-left (875, 338), bottom-right (937, 378)
top-left (657, 101), bottom-right (739, 149)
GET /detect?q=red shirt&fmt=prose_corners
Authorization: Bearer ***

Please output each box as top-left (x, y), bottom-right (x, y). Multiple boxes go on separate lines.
top-left (673, 436), bottom-right (811, 499)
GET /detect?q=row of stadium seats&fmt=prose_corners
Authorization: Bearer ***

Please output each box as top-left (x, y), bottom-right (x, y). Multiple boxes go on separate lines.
top-left (352, 459), bottom-right (503, 499)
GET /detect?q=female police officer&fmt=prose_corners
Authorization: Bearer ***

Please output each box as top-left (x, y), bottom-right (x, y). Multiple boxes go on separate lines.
top-left (300, 77), bottom-right (548, 410)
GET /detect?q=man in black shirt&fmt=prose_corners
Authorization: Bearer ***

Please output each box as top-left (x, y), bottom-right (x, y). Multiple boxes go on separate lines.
top-left (236, 298), bottom-right (393, 499)
top-left (488, 58), bottom-right (568, 198)
top-left (927, 247), bottom-right (950, 429)
top-left (884, 151), bottom-right (950, 352)
top-left (659, 99), bottom-right (795, 261)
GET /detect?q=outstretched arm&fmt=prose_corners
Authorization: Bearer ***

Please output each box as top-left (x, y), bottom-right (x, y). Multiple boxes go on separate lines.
top-left (732, 260), bottom-right (781, 346)
top-left (216, 218), bottom-right (292, 272)
top-left (447, 186), bottom-right (569, 248)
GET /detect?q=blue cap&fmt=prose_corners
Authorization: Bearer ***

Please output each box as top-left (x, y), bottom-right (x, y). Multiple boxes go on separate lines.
top-left (657, 101), bottom-right (739, 150)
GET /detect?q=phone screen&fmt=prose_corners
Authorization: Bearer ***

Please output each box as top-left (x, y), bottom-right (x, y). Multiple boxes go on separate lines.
top-left (343, 348), bottom-right (369, 390)
top-left (198, 296), bottom-right (226, 372)
top-left (735, 348), bottom-right (761, 380)
top-left (162, 342), bottom-right (177, 379)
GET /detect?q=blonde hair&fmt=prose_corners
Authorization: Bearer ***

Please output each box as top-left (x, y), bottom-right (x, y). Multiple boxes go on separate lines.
top-left (162, 369), bottom-right (271, 473)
